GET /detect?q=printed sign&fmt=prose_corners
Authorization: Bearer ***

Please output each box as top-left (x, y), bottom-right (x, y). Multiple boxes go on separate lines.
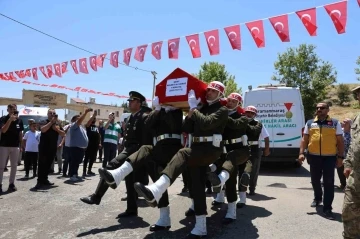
top-left (22, 90), bottom-right (67, 108)
top-left (165, 77), bottom-right (188, 97)
top-left (256, 102), bottom-right (297, 128)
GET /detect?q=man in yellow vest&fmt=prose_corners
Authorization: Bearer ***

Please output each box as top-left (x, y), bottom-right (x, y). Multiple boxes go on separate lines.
top-left (298, 102), bottom-right (344, 220)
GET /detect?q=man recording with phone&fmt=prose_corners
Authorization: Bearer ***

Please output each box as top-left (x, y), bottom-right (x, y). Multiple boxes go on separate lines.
top-left (35, 109), bottom-right (65, 190)
top-left (102, 112), bottom-right (121, 168)
top-left (0, 104), bottom-right (24, 194)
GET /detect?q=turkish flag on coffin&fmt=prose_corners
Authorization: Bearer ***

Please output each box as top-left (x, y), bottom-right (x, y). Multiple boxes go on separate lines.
top-left (155, 68), bottom-right (208, 110)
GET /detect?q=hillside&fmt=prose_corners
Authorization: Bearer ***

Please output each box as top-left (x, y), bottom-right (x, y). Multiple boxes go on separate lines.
top-left (326, 83), bottom-right (360, 120)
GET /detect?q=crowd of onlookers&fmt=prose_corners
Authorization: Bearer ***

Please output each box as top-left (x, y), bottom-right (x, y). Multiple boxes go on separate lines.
top-left (0, 104), bottom-right (126, 193)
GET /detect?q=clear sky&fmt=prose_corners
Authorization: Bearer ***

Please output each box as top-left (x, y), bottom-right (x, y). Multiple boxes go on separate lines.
top-left (0, 0), bottom-right (359, 119)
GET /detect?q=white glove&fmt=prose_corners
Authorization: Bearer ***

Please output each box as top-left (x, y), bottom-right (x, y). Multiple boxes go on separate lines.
top-left (188, 89), bottom-right (201, 110)
top-left (152, 96), bottom-right (161, 111)
top-left (163, 105), bottom-right (177, 112)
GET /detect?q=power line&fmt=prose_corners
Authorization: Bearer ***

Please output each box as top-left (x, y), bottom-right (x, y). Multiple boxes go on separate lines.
top-left (0, 13), bottom-right (153, 73)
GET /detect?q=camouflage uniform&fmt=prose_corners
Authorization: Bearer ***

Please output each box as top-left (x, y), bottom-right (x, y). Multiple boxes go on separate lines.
top-left (342, 114), bottom-right (360, 239)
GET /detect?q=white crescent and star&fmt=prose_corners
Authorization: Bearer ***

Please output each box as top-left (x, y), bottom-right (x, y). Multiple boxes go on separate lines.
top-left (56, 66), bottom-right (60, 73)
top-left (139, 48), bottom-right (145, 56)
top-left (330, 9), bottom-right (341, 23)
top-left (113, 54), bottom-right (118, 62)
top-left (126, 51), bottom-right (130, 59)
top-left (169, 42), bottom-right (177, 52)
top-left (32, 69), bottom-right (36, 74)
top-left (274, 22), bottom-right (284, 32)
top-left (228, 31), bottom-right (237, 41)
top-left (207, 36), bottom-right (216, 46)
top-left (72, 62), bottom-right (76, 68)
top-left (250, 27), bottom-right (260, 35)
top-left (82, 60), bottom-right (86, 68)
top-left (92, 58), bottom-right (96, 65)
top-left (154, 44), bottom-right (160, 54)
top-left (189, 39), bottom-right (197, 49)
top-left (301, 14), bottom-right (312, 26)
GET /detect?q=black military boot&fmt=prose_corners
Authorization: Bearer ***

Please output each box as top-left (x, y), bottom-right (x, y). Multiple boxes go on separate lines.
top-left (80, 179), bottom-right (109, 205)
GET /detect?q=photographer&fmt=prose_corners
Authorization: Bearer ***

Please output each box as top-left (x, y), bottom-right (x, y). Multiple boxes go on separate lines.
top-left (35, 109), bottom-right (65, 190)
top-left (0, 104), bottom-right (24, 193)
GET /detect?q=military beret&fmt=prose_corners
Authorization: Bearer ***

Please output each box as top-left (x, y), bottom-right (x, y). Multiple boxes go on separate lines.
top-left (128, 91), bottom-right (146, 102)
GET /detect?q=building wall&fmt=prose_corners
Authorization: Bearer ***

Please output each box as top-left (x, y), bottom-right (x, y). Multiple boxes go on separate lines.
top-left (66, 99), bottom-right (124, 123)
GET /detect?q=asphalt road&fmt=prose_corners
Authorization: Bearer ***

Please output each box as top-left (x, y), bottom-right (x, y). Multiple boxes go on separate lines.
top-left (0, 161), bottom-right (345, 239)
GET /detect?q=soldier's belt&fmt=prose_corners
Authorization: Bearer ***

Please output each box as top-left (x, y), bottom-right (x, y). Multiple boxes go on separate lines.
top-left (224, 137), bottom-right (243, 145)
top-left (248, 141), bottom-right (259, 145)
top-left (192, 136), bottom-right (213, 143)
top-left (156, 134), bottom-right (181, 142)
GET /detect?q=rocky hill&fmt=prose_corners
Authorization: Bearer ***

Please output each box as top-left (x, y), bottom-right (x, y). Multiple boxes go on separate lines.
top-left (326, 83), bottom-right (360, 120)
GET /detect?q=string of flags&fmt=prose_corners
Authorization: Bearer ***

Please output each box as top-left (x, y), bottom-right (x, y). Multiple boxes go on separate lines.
top-left (0, 76), bottom-right (152, 101)
top-left (0, 0), bottom-right (350, 81)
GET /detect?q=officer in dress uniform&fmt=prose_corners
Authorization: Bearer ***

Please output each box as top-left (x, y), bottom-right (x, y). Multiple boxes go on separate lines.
top-left (205, 93), bottom-right (261, 224)
top-left (98, 96), bottom-right (184, 232)
top-left (80, 91), bottom-right (149, 218)
top-left (134, 81), bottom-right (229, 239)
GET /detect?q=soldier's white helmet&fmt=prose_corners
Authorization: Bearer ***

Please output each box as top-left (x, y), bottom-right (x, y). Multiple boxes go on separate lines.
top-left (245, 106), bottom-right (257, 115)
top-left (207, 81), bottom-right (225, 96)
top-left (227, 93), bottom-right (243, 105)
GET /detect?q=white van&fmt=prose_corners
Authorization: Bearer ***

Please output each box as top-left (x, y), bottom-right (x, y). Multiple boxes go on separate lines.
top-left (243, 84), bottom-right (305, 166)
top-left (18, 107), bottom-right (49, 133)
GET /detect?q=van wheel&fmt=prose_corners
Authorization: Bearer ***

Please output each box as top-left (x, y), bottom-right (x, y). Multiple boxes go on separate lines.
top-left (294, 161), bottom-right (302, 168)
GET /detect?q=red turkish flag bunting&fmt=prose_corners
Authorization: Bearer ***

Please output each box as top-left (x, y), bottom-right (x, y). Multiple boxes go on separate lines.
top-left (70, 60), bottom-right (79, 74)
top-left (46, 65), bottom-right (53, 78)
top-left (53, 63), bottom-right (62, 77)
top-left (61, 62), bottom-right (68, 74)
top-left (168, 38), bottom-right (180, 59)
top-left (324, 1), bottom-right (347, 34)
top-left (358, 0), bottom-right (360, 7)
top-left (3, 73), bottom-right (10, 80)
top-left (32, 68), bottom-right (38, 80)
top-left (89, 56), bottom-right (97, 71)
top-left (9, 72), bottom-right (17, 80)
top-left (245, 20), bottom-right (265, 48)
top-left (186, 34), bottom-right (201, 58)
top-left (134, 45), bottom-right (148, 62)
top-left (151, 41), bottom-right (163, 60)
top-left (96, 54), bottom-right (106, 68)
top-left (123, 48), bottom-right (132, 66)
top-left (110, 51), bottom-right (120, 68)
top-left (204, 29), bottom-right (220, 55)
top-left (79, 58), bottom-right (89, 74)
top-left (224, 25), bottom-right (241, 50)
top-left (25, 69), bottom-right (31, 77)
top-left (39, 66), bottom-right (49, 79)
top-left (296, 8), bottom-right (317, 36)
top-left (269, 14), bottom-right (290, 42)
top-left (20, 70), bottom-right (26, 78)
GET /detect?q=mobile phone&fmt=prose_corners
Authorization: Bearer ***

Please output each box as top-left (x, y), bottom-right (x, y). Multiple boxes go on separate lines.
top-left (54, 114), bottom-right (58, 117)
top-left (14, 111), bottom-right (19, 115)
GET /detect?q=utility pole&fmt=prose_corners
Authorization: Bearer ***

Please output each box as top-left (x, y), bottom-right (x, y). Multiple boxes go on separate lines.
top-left (151, 71), bottom-right (157, 108)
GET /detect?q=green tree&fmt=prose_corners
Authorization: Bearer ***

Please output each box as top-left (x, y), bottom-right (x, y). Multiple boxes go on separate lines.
top-left (272, 44), bottom-right (337, 119)
top-left (337, 84), bottom-right (351, 105)
top-left (194, 61), bottom-right (242, 96)
top-left (356, 56), bottom-right (360, 81)
top-left (121, 101), bottom-right (130, 113)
